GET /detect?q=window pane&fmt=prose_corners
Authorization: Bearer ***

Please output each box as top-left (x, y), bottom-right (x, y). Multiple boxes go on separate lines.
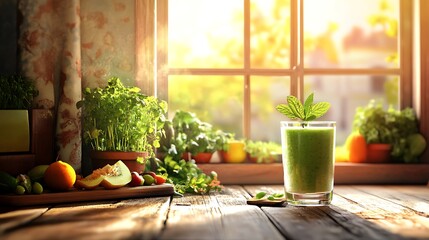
top-left (250, 76), bottom-right (290, 143)
top-left (250, 0), bottom-right (291, 68)
top-left (303, 75), bottom-right (399, 144)
top-left (168, 76), bottom-right (244, 137)
top-left (168, 0), bottom-right (243, 68)
top-left (304, 0), bottom-right (399, 68)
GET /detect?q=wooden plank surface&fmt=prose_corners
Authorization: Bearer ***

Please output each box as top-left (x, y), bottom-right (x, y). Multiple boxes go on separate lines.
top-left (0, 185), bottom-right (428, 240)
top-left (245, 185), bottom-right (428, 240)
top-left (334, 186), bottom-right (429, 239)
top-left (0, 184), bottom-right (174, 206)
top-left (160, 185), bottom-right (285, 240)
top-left (1, 197), bottom-right (171, 240)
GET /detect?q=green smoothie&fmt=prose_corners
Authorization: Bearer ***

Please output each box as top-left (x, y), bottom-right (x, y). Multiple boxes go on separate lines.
top-left (282, 125), bottom-right (335, 194)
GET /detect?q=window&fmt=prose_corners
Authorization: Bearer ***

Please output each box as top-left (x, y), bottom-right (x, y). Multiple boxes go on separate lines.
top-left (156, 0), bottom-right (410, 146)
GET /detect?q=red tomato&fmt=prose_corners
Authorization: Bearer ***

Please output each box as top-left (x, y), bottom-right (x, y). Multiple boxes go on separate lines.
top-left (154, 175), bottom-right (166, 185)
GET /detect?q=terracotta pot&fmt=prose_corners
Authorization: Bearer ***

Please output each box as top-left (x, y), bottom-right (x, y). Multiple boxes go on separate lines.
top-left (90, 151), bottom-right (148, 173)
top-left (366, 144), bottom-right (391, 163)
top-left (182, 152), bottom-right (192, 161)
top-left (192, 152), bottom-right (213, 164)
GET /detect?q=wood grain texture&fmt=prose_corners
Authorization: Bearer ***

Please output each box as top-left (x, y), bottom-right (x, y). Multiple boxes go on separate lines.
top-left (160, 186), bottom-right (285, 240)
top-left (0, 207), bottom-right (48, 234)
top-left (1, 197), bottom-right (171, 240)
top-left (0, 185), bottom-right (428, 240)
top-left (334, 186), bottom-right (429, 239)
top-left (0, 184), bottom-right (174, 206)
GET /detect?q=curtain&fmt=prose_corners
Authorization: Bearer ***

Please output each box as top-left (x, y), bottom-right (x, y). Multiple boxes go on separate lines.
top-left (18, 0), bottom-right (151, 173)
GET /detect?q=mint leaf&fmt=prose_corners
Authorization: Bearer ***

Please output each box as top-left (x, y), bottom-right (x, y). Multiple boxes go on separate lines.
top-left (255, 191), bottom-right (267, 199)
top-left (287, 96), bottom-right (305, 119)
top-left (304, 93), bottom-right (314, 121)
top-left (276, 104), bottom-right (298, 120)
top-left (311, 102), bottom-right (330, 119)
top-left (276, 93), bottom-right (331, 122)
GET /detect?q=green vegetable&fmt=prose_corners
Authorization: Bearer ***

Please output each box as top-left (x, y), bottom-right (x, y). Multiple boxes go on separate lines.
top-left (15, 185), bottom-right (26, 195)
top-left (17, 174), bottom-right (32, 194)
top-left (276, 93), bottom-right (330, 122)
top-left (32, 182), bottom-right (43, 194)
top-left (143, 175), bottom-right (155, 185)
top-left (0, 171), bottom-right (18, 193)
top-left (150, 156), bottom-right (221, 194)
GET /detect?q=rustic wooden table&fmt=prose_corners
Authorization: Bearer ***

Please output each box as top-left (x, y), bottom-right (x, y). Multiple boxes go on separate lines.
top-left (0, 185), bottom-right (428, 240)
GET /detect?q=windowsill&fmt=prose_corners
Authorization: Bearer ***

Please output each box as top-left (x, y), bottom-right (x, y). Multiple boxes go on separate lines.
top-left (198, 163), bottom-right (429, 185)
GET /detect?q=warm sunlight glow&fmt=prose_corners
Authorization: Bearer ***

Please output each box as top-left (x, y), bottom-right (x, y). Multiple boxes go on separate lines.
top-left (167, 0), bottom-right (400, 144)
top-left (169, 0), bottom-right (243, 68)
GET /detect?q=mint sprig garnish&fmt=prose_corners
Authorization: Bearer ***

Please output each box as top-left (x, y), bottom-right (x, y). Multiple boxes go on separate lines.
top-left (276, 93), bottom-right (330, 121)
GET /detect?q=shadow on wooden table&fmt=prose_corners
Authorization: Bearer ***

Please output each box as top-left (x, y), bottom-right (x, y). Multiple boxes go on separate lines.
top-left (263, 205), bottom-right (412, 240)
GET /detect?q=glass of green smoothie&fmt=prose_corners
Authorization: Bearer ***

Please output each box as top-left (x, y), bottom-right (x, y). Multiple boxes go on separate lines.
top-left (281, 121), bottom-right (336, 206)
top-left (276, 93), bottom-right (334, 206)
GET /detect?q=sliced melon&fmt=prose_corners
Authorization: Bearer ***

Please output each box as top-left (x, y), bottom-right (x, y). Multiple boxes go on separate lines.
top-left (75, 160), bottom-right (131, 190)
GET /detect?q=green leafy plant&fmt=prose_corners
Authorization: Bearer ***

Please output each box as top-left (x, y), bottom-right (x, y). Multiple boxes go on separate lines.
top-left (213, 130), bottom-right (235, 152)
top-left (276, 93), bottom-right (330, 122)
top-left (244, 140), bottom-right (281, 163)
top-left (0, 74), bottom-right (38, 109)
top-left (150, 156), bottom-right (221, 194)
top-left (353, 100), bottom-right (426, 163)
top-left (76, 77), bottom-right (167, 160)
top-left (168, 110), bottom-right (219, 157)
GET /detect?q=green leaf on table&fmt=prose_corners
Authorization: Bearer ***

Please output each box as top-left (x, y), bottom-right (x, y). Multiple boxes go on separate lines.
top-left (255, 191), bottom-right (267, 199)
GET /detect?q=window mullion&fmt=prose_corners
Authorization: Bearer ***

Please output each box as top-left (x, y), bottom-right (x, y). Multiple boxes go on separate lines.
top-left (156, 0), bottom-right (168, 102)
top-left (290, 0), bottom-right (300, 99)
top-left (243, 0), bottom-right (251, 139)
top-left (400, 0), bottom-right (413, 109)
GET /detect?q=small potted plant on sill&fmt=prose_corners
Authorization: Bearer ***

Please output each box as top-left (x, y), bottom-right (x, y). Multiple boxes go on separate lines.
top-left (167, 110), bottom-right (218, 163)
top-left (244, 140), bottom-right (282, 163)
top-left (76, 77), bottom-right (167, 173)
top-left (214, 130), bottom-right (246, 164)
top-left (0, 74), bottom-right (39, 153)
top-left (353, 100), bottom-right (426, 163)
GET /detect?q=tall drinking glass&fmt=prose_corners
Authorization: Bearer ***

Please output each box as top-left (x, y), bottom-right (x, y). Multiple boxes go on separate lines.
top-left (281, 121), bottom-right (336, 206)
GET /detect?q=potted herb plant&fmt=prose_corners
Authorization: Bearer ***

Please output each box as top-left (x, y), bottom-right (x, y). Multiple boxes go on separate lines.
top-left (168, 110), bottom-right (218, 163)
top-left (213, 130), bottom-right (247, 163)
top-left (353, 101), bottom-right (393, 163)
top-left (244, 140), bottom-right (282, 163)
top-left (0, 74), bottom-right (38, 153)
top-left (76, 77), bottom-right (168, 172)
top-left (353, 100), bottom-right (426, 163)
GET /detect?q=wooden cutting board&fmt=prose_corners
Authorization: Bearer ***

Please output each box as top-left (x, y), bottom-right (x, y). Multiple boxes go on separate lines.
top-left (0, 184), bottom-right (175, 207)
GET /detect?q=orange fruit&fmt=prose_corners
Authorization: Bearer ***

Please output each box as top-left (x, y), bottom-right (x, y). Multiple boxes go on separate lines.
top-left (346, 132), bottom-right (367, 163)
top-left (44, 160), bottom-right (77, 191)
